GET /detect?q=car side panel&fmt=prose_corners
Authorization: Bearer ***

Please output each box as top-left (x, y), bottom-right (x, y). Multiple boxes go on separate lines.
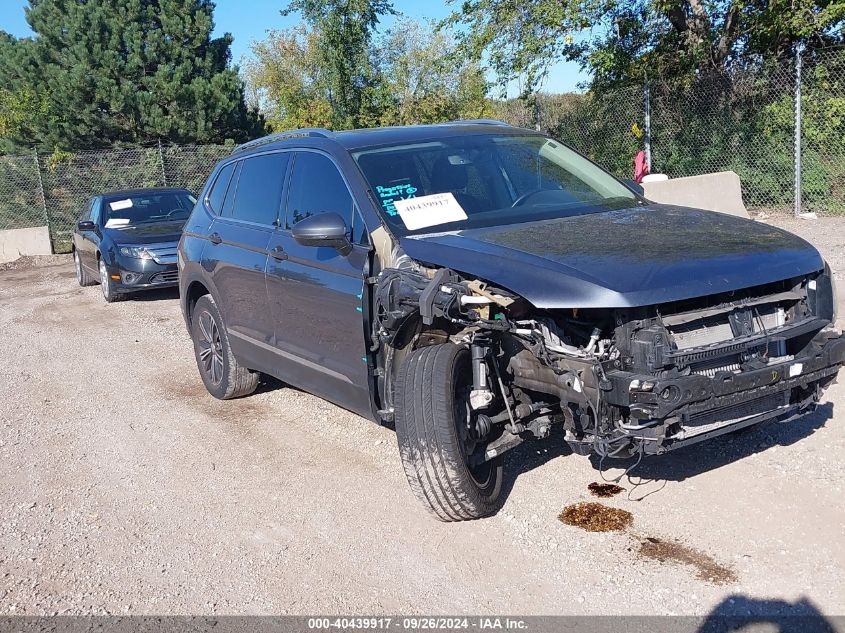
top-left (265, 236), bottom-right (373, 418)
top-left (200, 218), bottom-right (277, 375)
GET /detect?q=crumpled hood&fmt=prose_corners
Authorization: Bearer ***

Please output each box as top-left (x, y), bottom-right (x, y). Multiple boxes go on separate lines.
top-left (399, 205), bottom-right (824, 308)
top-left (106, 221), bottom-right (184, 245)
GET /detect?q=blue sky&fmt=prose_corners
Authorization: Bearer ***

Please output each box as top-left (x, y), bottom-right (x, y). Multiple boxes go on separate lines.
top-left (0, 0), bottom-right (588, 93)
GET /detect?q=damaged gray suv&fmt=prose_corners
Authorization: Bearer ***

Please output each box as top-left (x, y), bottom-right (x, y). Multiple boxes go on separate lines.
top-left (178, 122), bottom-right (844, 521)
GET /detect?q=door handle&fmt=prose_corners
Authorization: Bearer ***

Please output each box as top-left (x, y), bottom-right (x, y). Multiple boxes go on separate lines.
top-left (269, 245), bottom-right (288, 261)
top-left (209, 232), bottom-right (222, 245)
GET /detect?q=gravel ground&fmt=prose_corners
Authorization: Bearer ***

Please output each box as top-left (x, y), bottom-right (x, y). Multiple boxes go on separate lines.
top-left (0, 215), bottom-right (843, 619)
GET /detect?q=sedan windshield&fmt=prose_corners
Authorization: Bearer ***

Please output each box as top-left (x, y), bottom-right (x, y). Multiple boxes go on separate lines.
top-left (102, 191), bottom-right (196, 228)
top-left (352, 133), bottom-right (639, 235)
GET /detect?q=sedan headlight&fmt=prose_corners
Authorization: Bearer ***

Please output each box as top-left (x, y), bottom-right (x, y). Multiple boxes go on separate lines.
top-left (119, 245), bottom-right (153, 259)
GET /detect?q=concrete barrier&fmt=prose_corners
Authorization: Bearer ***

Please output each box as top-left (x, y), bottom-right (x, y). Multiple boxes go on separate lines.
top-left (642, 171), bottom-right (750, 218)
top-left (0, 225), bottom-right (53, 264)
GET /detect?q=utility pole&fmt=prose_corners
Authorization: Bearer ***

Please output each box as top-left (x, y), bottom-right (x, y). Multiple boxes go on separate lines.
top-left (158, 138), bottom-right (168, 187)
top-left (644, 79), bottom-right (652, 172)
top-left (794, 42), bottom-right (804, 217)
top-left (33, 147), bottom-right (52, 252)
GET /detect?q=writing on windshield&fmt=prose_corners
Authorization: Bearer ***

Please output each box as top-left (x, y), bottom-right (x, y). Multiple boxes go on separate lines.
top-left (353, 134), bottom-right (637, 235)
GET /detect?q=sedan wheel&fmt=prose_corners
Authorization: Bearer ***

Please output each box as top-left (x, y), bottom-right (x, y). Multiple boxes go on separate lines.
top-left (99, 258), bottom-right (125, 303)
top-left (74, 251), bottom-right (95, 287)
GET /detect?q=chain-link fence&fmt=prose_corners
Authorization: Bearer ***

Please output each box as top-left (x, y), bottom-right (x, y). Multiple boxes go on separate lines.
top-left (799, 47), bottom-right (845, 214)
top-left (1, 46), bottom-right (844, 253)
top-left (0, 152), bottom-right (48, 231)
top-left (494, 45), bottom-right (845, 216)
top-left (0, 143), bottom-right (232, 253)
top-left (493, 86), bottom-right (644, 177)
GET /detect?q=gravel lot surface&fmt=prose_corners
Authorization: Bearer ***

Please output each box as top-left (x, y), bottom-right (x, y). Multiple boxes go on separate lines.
top-left (0, 214), bottom-right (843, 619)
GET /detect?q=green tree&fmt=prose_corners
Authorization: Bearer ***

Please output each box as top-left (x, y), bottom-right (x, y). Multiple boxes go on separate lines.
top-left (0, 0), bottom-right (265, 152)
top-left (282, 0), bottom-right (395, 128)
top-left (375, 18), bottom-right (490, 125)
top-left (245, 17), bottom-right (489, 130)
top-left (243, 26), bottom-right (334, 131)
top-left (445, 0), bottom-right (845, 93)
top-left (0, 86), bottom-right (49, 153)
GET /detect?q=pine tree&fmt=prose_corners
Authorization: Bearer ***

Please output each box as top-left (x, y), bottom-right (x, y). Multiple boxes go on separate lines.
top-left (282, 0), bottom-right (394, 129)
top-left (0, 0), bottom-right (265, 151)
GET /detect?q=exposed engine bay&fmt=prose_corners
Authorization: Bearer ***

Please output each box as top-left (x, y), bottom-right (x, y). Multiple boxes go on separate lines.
top-left (370, 256), bottom-right (845, 464)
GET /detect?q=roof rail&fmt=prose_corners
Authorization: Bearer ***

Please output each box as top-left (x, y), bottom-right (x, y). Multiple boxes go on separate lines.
top-left (232, 128), bottom-right (334, 154)
top-left (447, 119), bottom-right (512, 127)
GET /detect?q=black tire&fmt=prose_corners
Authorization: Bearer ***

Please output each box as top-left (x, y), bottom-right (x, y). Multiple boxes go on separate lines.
top-left (191, 294), bottom-right (259, 400)
top-left (98, 257), bottom-right (126, 303)
top-left (73, 250), bottom-right (96, 287)
top-left (395, 343), bottom-right (505, 521)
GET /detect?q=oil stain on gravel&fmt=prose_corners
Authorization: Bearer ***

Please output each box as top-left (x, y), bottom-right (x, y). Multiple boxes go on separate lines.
top-left (558, 502), bottom-right (633, 532)
top-left (638, 536), bottom-right (737, 584)
top-left (588, 482), bottom-right (625, 498)
top-left (559, 502), bottom-right (737, 585)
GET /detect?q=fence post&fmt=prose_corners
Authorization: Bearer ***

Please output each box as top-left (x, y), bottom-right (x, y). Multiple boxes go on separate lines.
top-left (793, 42), bottom-right (803, 217)
top-left (158, 138), bottom-right (168, 187)
top-left (644, 80), bottom-right (652, 172)
top-left (32, 147), bottom-right (52, 251)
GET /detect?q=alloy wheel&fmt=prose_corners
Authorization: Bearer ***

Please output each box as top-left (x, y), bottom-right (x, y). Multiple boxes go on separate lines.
top-left (455, 383), bottom-right (496, 489)
top-left (196, 310), bottom-right (224, 385)
top-left (99, 259), bottom-right (110, 300)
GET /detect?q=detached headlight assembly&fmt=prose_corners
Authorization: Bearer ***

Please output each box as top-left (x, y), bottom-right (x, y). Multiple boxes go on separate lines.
top-left (119, 245), bottom-right (153, 260)
top-left (809, 261), bottom-right (838, 325)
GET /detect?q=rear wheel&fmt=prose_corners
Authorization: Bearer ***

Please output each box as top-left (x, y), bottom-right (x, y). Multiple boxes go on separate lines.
top-left (191, 294), bottom-right (259, 400)
top-left (395, 343), bottom-right (504, 521)
top-left (99, 257), bottom-right (126, 303)
top-left (73, 250), bottom-right (96, 286)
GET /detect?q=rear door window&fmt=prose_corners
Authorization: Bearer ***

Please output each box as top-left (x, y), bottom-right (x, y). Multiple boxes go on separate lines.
top-left (285, 152), bottom-right (353, 229)
top-left (207, 162), bottom-right (236, 214)
top-left (228, 153), bottom-right (289, 226)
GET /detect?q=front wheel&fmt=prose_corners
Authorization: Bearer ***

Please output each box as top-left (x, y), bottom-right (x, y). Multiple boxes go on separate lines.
top-left (190, 294), bottom-right (259, 400)
top-left (99, 258), bottom-right (126, 303)
top-left (74, 250), bottom-right (96, 286)
top-left (395, 343), bottom-right (504, 521)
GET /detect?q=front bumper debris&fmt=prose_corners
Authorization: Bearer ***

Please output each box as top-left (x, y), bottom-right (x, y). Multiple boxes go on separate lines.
top-left (600, 330), bottom-right (845, 453)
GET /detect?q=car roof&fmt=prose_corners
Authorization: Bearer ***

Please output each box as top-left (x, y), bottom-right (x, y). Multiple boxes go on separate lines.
top-left (231, 122), bottom-right (544, 156)
top-left (332, 122), bottom-right (541, 150)
top-left (101, 187), bottom-right (191, 199)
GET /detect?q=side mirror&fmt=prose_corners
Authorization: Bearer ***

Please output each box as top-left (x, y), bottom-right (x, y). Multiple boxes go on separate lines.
top-left (77, 220), bottom-right (97, 231)
top-left (291, 212), bottom-right (352, 255)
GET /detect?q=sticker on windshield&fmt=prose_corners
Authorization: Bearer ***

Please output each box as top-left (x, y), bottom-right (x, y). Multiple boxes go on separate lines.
top-left (104, 218), bottom-right (130, 228)
top-left (109, 199), bottom-right (133, 211)
top-left (375, 181), bottom-right (417, 216)
top-left (393, 192), bottom-right (468, 231)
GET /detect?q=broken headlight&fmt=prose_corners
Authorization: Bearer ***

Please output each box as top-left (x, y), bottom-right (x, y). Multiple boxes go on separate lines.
top-left (815, 261), bottom-right (838, 325)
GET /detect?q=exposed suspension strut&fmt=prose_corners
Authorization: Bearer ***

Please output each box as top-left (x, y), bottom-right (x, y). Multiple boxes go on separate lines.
top-left (470, 335), bottom-right (494, 410)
